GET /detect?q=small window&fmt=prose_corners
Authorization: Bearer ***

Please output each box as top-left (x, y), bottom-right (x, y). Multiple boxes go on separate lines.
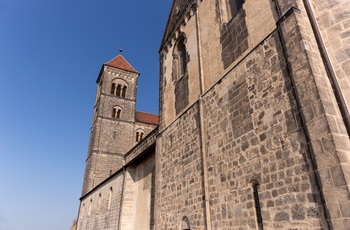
top-left (252, 182), bottom-right (263, 230)
top-left (182, 217), bottom-right (191, 230)
top-left (226, 0), bottom-right (243, 21)
top-left (122, 86), bottom-right (127, 97)
top-left (220, 0), bottom-right (244, 24)
top-left (136, 132), bottom-right (140, 142)
top-left (136, 130), bottom-right (145, 142)
top-left (177, 39), bottom-right (187, 79)
top-left (81, 203), bottom-right (85, 219)
top-left (111, 83), bottom-right (116, 95)
top-left (112, 108), bottom-right (121, 119)
top-left (116, 85), bottom-right (122, 96)
top-left (88, 199), bottom-right (92, 216)
top-left (113, 131), bottom-right (117, 139)
top-left (108, 187), bottom-right (113, 210)
top-left (97, 194), bottom-right (101, 214)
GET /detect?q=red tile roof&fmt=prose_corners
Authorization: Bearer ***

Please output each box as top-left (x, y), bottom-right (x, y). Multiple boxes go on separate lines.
top-left (105, 54), bottom-right (139, 73)
top-left (135, 111), bottom-right (159, 125)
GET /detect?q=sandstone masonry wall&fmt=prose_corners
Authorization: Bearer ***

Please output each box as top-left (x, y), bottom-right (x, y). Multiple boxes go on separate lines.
top-left (77, 171), bottom-right (124, 230)
top-left (203, 31), bottom-right (326, 229)
top-left (311, 0), bottom-right (350, 109)
top-left (156, 104), bottom-right (206, 229)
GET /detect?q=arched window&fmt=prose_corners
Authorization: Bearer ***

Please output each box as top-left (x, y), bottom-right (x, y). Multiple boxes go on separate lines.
top-left (111, 83), bottom-right (116, 95)
top-left (81, 203), bottom-right (85, 219)
top-left (136, 130), bottom-right (145, 142)
top-left (116, 85), bottom-right (122, 96)
top-left (122, 86), bottom-right (127, 98)
top-left (177, 39), bottom-right (187, 78)
top-left (108, 187), bottom-right (113, 210)
top-left (88, 199), bottom-right (92, 216)
top-left (112, 107), bottom-right (122, 119)
top-left (224, 0), bottom-right (244, 22)
top-left (182, 217), bottom-right (191, 230)
top-left (252, 181), bottom-right (263, 230)
top-left (97, 194), bottom-right (101, 214)
top-left (136, 132), bottom-right (140, 142)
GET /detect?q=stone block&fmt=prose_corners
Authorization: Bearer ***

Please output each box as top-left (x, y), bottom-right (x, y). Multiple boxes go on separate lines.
top-left (274, 212), bottom-right (289, 221)
top-left (318, 168), bottom-right (334, 189)
top-left (330, 164), bottom-right (347, 187)
top-left (339, 201), bottom-right (350, 218)
top-left (292, 204), bottom-right (305, 220)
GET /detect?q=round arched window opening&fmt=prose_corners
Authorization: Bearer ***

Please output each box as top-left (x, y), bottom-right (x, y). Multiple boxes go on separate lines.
top-left (181, 216), bottom-right (190, 230)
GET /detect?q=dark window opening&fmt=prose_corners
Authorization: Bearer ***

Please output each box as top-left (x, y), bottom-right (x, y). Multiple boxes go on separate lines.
top-left (116, 85), bottom-right (122, 96)
top-left (136, 131), bottom-right (144, 142)
top-left (122, 86), bottom-right (127, 97)
top-left (111, 83), bottom-right (116, 95)
top-left (253, 183), bottom-right (263, 230)
top-left (136, 132), bottom-right (139, 142)
top-left (178, 41), bottom-right (187, 78)
top-left (227, 0), bottom-right (243, 19)
top-left (116, 109), bottom-right (121, 119)
top-left (112, 108), bottom-right (117, 118)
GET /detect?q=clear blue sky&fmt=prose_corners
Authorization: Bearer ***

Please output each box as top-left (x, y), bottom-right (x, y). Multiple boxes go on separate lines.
top-left (0, 0), bottom-right (172, 229)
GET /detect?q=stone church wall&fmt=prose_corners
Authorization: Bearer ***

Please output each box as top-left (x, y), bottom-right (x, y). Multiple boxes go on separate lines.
top-left (76, 0), bottom-right (350, 229)
top-left (77, 171), bottom-right (124, 230)
top-left (119, 153), bottom-right (155, 230)
top-left (310, 0), bottom-right (350, 114)
top-left (77, 152), bottom-right (155, 230)
top-left (202, 31), bottom-right (327, 229)
top-left (156, 104), bottom-right (206, 229)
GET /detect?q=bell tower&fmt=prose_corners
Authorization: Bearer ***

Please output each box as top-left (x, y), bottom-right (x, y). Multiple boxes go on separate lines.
top-left (81, 54), bottom-right (139, 196)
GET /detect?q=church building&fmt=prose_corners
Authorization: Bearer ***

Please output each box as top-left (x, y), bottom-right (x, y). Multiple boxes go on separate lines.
top-left (75, 0), bottom-right (350, 229)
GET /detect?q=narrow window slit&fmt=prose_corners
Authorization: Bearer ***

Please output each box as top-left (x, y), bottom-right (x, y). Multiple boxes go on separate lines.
top-left (253, 183), bottom-right (263, 230)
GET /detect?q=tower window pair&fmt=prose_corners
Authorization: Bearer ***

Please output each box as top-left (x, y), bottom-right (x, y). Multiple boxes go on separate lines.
top-left (111, 83), bottom-right (127, 97)
top-left (112, 108), bottom-right (121, 118)
top-left (136, 131), bottom-right (144, 142)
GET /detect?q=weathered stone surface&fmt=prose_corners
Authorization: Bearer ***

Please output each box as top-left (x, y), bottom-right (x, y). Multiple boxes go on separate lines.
top-left (76, 0), bottom-right (350, 229)
top-left (274, 212), bottom-right (289, 222)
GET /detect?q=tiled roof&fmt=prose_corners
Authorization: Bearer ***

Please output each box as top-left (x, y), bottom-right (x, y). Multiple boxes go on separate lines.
top-left (135, 111), bottom-right (159, 125)
top-left (105, 54), bottom-right (139, 73)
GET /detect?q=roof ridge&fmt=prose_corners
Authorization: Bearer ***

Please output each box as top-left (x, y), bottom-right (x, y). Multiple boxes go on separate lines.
top-left (136, 111), bottom-right (159, 115)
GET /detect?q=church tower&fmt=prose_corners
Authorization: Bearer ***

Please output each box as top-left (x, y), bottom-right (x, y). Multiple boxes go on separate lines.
top-left (81, 54), bottom-right (139, 196)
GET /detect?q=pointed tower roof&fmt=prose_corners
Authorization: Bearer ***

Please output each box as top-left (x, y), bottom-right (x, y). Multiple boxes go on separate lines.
top-left (96, 54), bottom-right (139, 83)
top-left (105, 54), bottom-right (139, 74)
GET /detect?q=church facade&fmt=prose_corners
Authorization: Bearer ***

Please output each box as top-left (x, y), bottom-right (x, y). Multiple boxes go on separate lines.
top-left (75, 0), bottom-right (350, 229)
